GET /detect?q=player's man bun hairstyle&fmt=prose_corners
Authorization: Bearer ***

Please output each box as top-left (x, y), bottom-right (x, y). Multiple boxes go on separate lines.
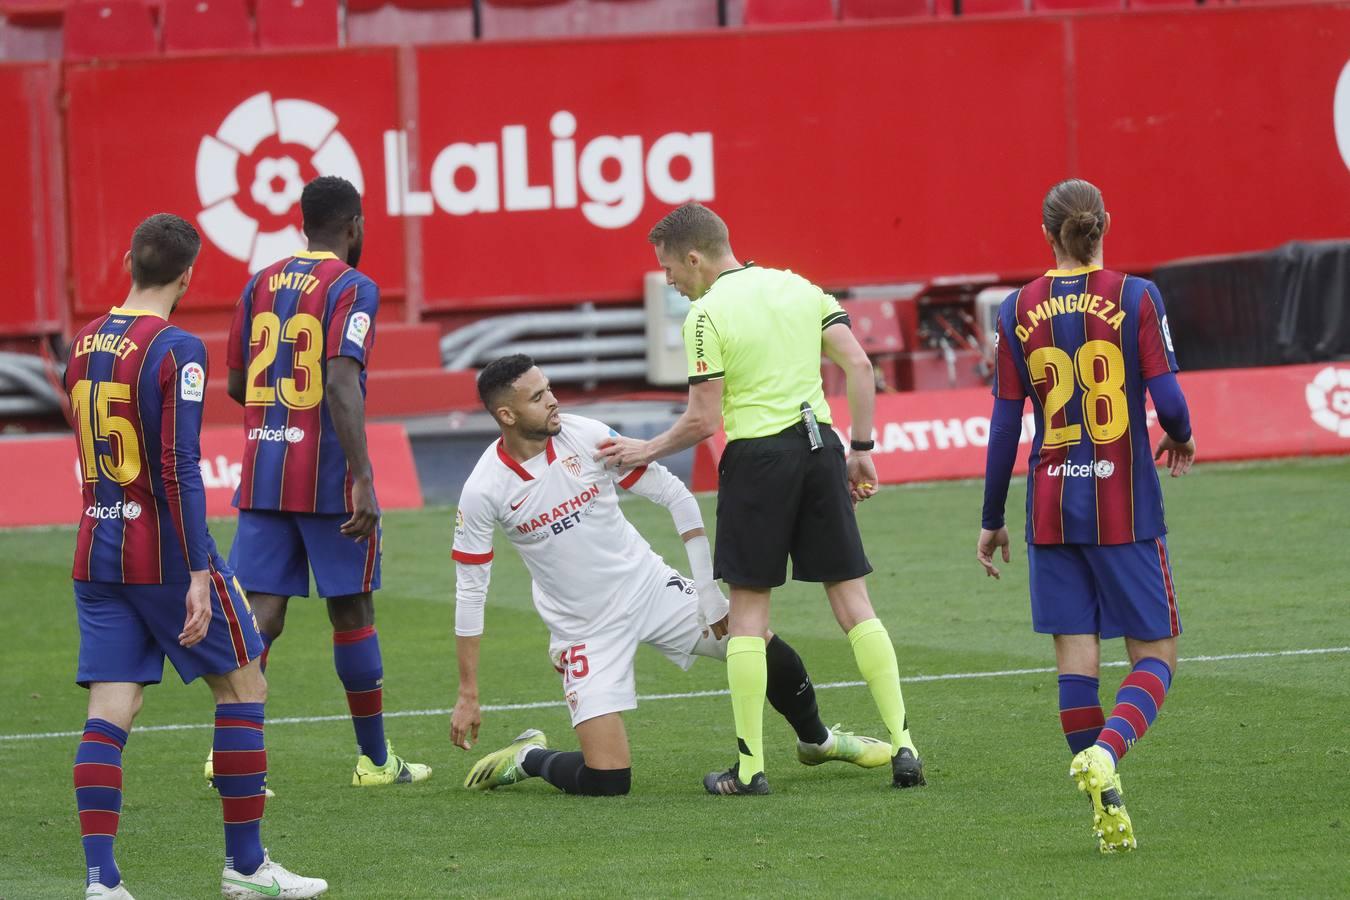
top-left (301, 175), bottom-right (362, 240)
top-left (130, 213), bottom-right (201, 288)
top-left (1042, 178), bottom-right (1105, 266)
top-left (477, 354), bottom-right (537, 414)
top-left (647, 202), bottom-right (730, 257)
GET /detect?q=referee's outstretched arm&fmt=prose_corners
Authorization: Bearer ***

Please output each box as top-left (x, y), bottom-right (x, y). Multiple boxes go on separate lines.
top-left (595, 379), bottom-right (722, 470)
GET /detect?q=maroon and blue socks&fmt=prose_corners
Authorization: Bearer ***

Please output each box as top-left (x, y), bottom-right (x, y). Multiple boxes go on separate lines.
top-left (1057, 674), bottom-right (1105, 754)
top-left (1096, 657), bottom-right (1172, 765)
top-left (214, 702), bottom-right (267, 876)
top-left (74, 719), bottom-right (126, 888)
top-left (333, 626), bottom-right (387, 766)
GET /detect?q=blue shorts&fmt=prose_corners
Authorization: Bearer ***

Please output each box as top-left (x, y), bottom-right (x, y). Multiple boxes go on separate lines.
top-left (1028, 537), bottom-right (1182, 641)
top-left (230, 510), bottom-right (382, 599)
top-left (75, 569), bottom-right (263, 686)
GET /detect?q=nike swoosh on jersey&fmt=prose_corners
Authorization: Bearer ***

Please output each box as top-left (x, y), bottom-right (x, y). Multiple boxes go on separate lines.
top-left (510, 494), bottom-right (531, 511)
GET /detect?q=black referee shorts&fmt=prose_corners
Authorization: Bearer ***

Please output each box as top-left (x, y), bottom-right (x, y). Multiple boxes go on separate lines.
top-left (713, 424), bottom-right (872, 588)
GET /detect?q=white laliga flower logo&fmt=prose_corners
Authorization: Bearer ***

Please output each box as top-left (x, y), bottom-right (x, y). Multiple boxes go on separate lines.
top-left (195, 92), bottom-right (364, 273)
top-left (1306, 366), bottom-right (1350, 438)
top-left (250, 157), bottom-right (305, 216)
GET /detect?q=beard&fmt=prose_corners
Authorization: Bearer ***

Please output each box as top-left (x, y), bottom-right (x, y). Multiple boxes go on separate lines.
top-left (346, 239), bottom-right (363, 268)
top-left (522, 417), bottom-right (562, 441)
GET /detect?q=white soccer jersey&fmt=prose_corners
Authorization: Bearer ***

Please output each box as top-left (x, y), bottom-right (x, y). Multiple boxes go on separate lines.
top-left (454, 414), bottom-right (690, 639)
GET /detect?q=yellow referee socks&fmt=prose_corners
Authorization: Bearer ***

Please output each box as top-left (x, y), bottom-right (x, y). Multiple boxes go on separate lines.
top-left (726, 636), bottom-right (768, 780)
top-left (848, 618), bottom-right (916, 754)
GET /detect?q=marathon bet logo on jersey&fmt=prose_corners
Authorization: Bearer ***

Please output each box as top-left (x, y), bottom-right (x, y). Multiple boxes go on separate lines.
top-left (1306, 366), bottom-right (1350, 438)
top-left (196, 92), bottom-right (364, 273)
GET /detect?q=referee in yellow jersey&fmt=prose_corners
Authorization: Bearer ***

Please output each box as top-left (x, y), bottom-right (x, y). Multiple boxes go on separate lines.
top-left (597, 203), bottom-right (924, 794)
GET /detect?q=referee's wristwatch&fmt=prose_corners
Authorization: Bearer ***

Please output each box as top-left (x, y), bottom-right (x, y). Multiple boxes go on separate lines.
top-left (850, 439), bottom-right (875, 452)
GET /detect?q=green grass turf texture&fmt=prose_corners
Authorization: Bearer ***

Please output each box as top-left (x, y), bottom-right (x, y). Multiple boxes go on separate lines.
top-left (2, 458), bottom-right (1348, 898)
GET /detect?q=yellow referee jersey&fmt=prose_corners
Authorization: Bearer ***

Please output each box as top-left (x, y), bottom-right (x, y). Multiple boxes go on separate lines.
top-left (682, 263), bottom-right (850, 442)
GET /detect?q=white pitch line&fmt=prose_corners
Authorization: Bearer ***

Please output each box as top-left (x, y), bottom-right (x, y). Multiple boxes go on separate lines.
top-left (3, 645), bottom-right (1346, 744)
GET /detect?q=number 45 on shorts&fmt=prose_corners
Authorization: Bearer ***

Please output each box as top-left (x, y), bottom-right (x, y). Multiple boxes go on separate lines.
top-left (553, 644), bottom-right (590, 681)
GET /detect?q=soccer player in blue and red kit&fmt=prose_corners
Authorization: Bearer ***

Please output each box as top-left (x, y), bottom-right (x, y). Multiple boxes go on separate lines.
top-left (66, 214), bottom-right (326, 899)
top-left (222, 175), bottom-right (429, 786)
top-left (976, 180), bottom-right (1196, 853)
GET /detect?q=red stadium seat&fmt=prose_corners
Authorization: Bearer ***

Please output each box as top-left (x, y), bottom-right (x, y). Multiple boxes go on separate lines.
top-left (479, 0), bottom-right (581, 39)
top-left (959, 0), bottom-right (1028, 14)
top-left (1126, 0), bottom-right (1196, 7)
top-left (255, 0), bottom-right (338, 48)
top-left (841, 0), bottom-right (935, 18)
top-left (0, 0), bottom-right (67, 26)
top-left (743, 0), bottom-right (835, 25)
top-left (64, 0), bottom-right (157, 60)
top-left (1032, 0), bottom-right (1122, 10)
top-left (346, 2), bottom-right (475, 44)
top-left (587, 0), bottom-right (719, 34)
top-left (162, 0), bottom-right (252, 52)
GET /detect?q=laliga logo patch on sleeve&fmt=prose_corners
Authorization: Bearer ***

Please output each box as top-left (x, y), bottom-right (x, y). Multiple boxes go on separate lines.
top-left (180, 362), bottom-right (205, 402)
top-left (346, 311), bottom-right (372, 346)
top-left (1161, 316), bottom-right (1175, 353)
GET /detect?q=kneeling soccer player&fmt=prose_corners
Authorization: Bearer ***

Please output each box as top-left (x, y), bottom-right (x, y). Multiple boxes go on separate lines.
top-left (451, 355), bottom-right (890, 796)
top-left (66, 214), bottom-right (325, 898)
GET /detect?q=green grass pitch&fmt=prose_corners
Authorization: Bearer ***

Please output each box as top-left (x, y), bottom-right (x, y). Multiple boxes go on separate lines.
top-left (2, 458), bottom-right (1348, 898)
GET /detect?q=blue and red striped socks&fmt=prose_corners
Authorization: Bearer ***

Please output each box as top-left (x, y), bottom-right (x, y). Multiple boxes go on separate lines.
top-left (213, 702), bottom-right (266, 876)
top-left (1096, 657), bottom-right (1173, 765)
top-left (73, 718), bottom-right (126, 888)
top-left (1058, 674), bottom-right (1105, 754)
top-left (333, 626), bottom-right (387, 766)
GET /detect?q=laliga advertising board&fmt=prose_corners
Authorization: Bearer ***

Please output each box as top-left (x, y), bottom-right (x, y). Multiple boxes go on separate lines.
top-left (63, 49), bottom-right (407, 317)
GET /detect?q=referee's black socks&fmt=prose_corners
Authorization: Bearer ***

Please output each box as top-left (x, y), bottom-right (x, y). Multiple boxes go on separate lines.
top-left (765, 635), bottom-right (831, 745)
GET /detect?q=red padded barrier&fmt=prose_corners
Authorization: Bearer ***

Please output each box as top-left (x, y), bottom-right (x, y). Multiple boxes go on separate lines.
top-left (841, 0), bottom-right (933, 19)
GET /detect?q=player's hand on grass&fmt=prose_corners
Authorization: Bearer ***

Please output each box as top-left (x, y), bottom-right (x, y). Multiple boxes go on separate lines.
top-left (976, 527), bottom-right (1011, 580)
top-left (595, 434), bottom-right (652, 470)
top-left (179, 571), bottom-right (212, 647)
top-left (847, 451), bottom-right (880, 504)
top-left (1154, 435), bottom-right (1196, 478)
top-left (341, 475), bottom-right (380, 542)
top-left (451, 694), bottom-right (482, 751)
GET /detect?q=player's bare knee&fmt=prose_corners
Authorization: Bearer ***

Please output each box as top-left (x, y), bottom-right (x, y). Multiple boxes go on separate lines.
top-left (87, 682), bottom-right (143, 730)
top-left (207, 660), bottom-right (267, 705)
top-left (326, 592), bottom-right (374, 631)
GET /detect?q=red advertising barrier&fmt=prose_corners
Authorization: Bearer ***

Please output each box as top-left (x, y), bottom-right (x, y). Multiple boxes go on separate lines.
top-left (63, 49), bottom-right (405, 321)
top-left (691, 364), bottom-right (1350, 491)
top-left (0, 63), bottom-right (65, 335)
top-left (0, 422), bottom-right (423, 528)
top-left (49, 5), bottom-right (1350, 317)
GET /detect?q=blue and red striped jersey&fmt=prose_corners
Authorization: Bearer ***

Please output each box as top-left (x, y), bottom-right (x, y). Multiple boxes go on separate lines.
top-left (66, 307), bottom-right (223, 583)
top-left (227, 251), bottom-right (379, 514)
top-left (992, 266), bottom-right (1179, 545)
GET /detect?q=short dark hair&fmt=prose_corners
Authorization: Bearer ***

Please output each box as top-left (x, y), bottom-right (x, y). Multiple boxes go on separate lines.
top-left (301, 175), bottom-right (362, 239)
top-left (1042, 178), bottom-right (1105, 266)
top-left (477, 354), bottom-right (536, 413)
top-left (130, 214), bottom-right (200, 288)
top-left (647, 202), bottom-right (730, 257)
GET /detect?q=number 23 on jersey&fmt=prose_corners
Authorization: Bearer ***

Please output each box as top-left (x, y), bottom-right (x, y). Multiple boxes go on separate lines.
top-left (246, 311), bottom-right (325, 410)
